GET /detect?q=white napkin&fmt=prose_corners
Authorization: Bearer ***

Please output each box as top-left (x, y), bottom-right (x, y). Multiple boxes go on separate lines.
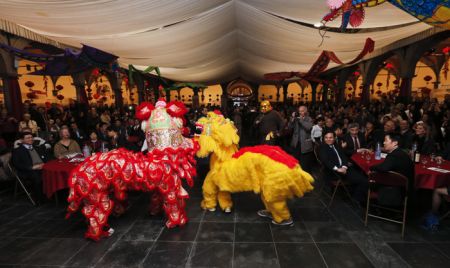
top-left (427, 167), bottom-right (450, 173)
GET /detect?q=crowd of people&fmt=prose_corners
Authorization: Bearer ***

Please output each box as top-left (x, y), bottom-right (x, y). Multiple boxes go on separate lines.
top-left (1, 93), bottom-right (450, 229)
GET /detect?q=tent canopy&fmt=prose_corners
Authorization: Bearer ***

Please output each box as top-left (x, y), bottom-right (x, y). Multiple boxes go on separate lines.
top-left (0, 0), bottom-right (433, 84)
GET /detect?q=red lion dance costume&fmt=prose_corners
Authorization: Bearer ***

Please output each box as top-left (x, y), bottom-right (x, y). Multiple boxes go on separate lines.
top-left (66, 100), bottom-right (198, 241)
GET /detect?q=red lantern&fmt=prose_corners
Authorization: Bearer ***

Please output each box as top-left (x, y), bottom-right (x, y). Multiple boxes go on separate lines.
top-left (45, 102), bottom-right (51, 109)
top-left (56, 85), bottom-right (64, 91)
top-left (421, 87), bottom-right (431, 94)
top-left (86, 88), bottom-right (92, 93)
top-left (358, 93), bottom-right (362, 96)
top-left (353, 71), bottom-right (360, 76)
top-left (88, 96), bottom-right (93, 101)
top-left (376, 82), bottom-right (383, 87)
top-left (348, 87), bottom-right (352, 90)
top-left (393, 79), bottom-right (399, 85)
top-left (25, 81), bottom-right (35, 88)
top-left (348, 93), bottom-right (352, 97)
top-left (443, 46), bottom-right (450, 55)
top-left (26, 92), bottom-right (37, 99)
top-left (385, 63), bottom-right (394, 69)
top-left (57, 94), bottom-right (64, 100)
top-left (423, 75), bottom-right (432, 82)
top-left (376, 90), bottom-right (382, 95)
top-left (158, 85), bottom-right (164, 90)
top-left (93, 93), bottom-right (100, 99)
top-left (91, 68), bottom-right (100, 76)
top-left (359, 85), bottom-right (363, 89)
top-left (102, 96), bottom-right (107, 102)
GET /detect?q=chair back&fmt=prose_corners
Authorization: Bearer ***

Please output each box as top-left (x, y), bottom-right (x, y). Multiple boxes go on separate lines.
top-left (313, 143), bottom-right (322, 164)
top-left (369, 171), bottom-right (408, 191)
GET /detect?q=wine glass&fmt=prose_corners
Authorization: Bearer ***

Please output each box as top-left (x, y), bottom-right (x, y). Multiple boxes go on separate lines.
top-left (421, 157), bottom-right (428, 168)
top-left (436, 157), bottom-right (442, 167)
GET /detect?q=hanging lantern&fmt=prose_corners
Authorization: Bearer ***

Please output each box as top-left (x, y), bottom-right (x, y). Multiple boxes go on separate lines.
top-left (353, 71), bottom-right (360, 76)
top-left (376, 90), bottom-right (382, 95)
top-left (93, 93), bottom-right (100, 99)
top-left (45, 101), bottom-right (51, 109)
top-left (91, 68), bottom-right (100, 76)
top-left (376, 82), bottom-right (382, 88)
top-left (393, 80), bottom-right (399, 85)
top-left (423, 75), bottom-right (432, 82)
top-left (86, 88), bottom-right (92, 93)
top-left (348, 93), bottom-right (352, 97)
top-left (359, 85), bottom-right (363, 89)
top-left (385, 63), bottom-right (394, 69)
top-left (25, 81), bottom-right (35, 88)
top-left (57, 94), bottom-right (64, 101)
top-left (88, 96), bottom-right (93, 101)
top-left (56, 85), bottom-right (64, 91)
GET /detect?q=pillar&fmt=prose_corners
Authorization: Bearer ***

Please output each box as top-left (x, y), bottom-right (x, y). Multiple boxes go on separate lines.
top-left (71, 73), bottom-right (89, 106)
top-left (282, 84), bottom-right (288, 105)
top-left (3, 75), bottom-right (23, 119)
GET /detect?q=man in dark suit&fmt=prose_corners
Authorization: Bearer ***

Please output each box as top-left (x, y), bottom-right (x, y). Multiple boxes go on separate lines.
top-left (342, 122), bottom-right (367, 156)
top-left (70, 122), bottom-right (86, 146)
top-left (369, 133), bottom-right (415, 207)
top-left (11, 131), bottom-right (48, 204)
top-left (319, 131), bottom-right (368, 203)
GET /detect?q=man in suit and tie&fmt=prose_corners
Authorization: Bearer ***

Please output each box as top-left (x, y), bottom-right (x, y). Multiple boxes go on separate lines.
top-left (11, 131), bottom-right (48, 205)
top-left (319, 131), bottom-right (368, 204)
top-left (342, 122), bottom-right (367, 156)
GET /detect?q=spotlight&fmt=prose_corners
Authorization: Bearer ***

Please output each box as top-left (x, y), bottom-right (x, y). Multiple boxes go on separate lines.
top-left (314, 22), bottom-right (324, 28)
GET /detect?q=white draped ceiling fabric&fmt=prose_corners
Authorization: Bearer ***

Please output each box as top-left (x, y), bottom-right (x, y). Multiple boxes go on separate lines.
top-left (0, 0), bottom-right (435, 83)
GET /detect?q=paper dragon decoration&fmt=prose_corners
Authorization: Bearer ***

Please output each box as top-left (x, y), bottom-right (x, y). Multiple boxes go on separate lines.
top-left (66, 100), bottom-right (198, 241)
top-left (322, 0), bottom-right (450, 30)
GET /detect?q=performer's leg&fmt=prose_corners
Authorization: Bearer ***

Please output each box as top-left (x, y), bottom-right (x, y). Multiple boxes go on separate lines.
top-left (217, 191), bottom-right (233, 211)
top-left (148, 191), bottom-right (163, 216)
top-left (261, 194), bottom-right (291, 223)
top-left (163, 190), bottom-right (187, 228)
top-left (201, 174), bottom-right (218, 210)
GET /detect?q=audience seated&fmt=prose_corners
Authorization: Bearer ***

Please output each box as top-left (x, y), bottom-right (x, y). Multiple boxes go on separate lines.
top-left (53, 126), bottom-right (82, 159)
top-left (318, 131), bottom-right (368, 204)
top-left (11, 131), bottom-right (48, 204)
top-left (342, 122), bottom-right (367, 156)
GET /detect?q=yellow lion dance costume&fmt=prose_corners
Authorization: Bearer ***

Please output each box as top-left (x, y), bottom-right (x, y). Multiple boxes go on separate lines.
top-left (196, 111), bottom-right (314, 225)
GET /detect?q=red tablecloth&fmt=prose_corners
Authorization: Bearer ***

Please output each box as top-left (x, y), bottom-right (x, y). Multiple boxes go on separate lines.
top-left (42, 159), bottom-right (79, 198)
top-left (351, 152), bottom-right (450, 190)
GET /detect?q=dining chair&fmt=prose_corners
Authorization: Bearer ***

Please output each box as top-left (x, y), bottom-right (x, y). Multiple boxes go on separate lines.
top-left (313, 143), bottom-right (353, 207)
top-left (364, 171), bottom-right (409, 237)
top-left (7, 161), bottom-right (36, 206)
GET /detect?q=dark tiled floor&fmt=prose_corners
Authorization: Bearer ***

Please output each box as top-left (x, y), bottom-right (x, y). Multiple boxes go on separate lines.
top-left (1, 166), bottom-right (450, 267)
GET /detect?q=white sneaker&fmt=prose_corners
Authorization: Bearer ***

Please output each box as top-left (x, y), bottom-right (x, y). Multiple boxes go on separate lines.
top-left (107, 228), bottom-right (115, 236)
top-left (207, 207), bottom-right (216, 212)
top-left (224, 207), bottom-right (231, 213)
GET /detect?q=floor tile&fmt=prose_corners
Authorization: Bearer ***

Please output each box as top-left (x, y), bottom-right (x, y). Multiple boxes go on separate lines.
top-left (122, 220), bottom-right (164, 241)
top-left (188, 242), bottom-right (233, 268)
top-left (432, 242), bottom-right (450, 259)
top-left (318, 243), bottom-right (374, 268)
top-left (0, 218), bottom-right (47, 237)
top-left (22, 238), bottom-right (87, 266)
top-left (65, 234), bottom-right (122, 267)
top-left (348, 231), bottom-right (410, 268)
top-left (234, 243), bottom-right (279, 268)
top-left (95, 240), bottom-right (153, 267)
top-left (388, 242), bottom-right (450, 268)
top-left (0, 204), bottom-right (35, 218)
top-left (197, 222), bottom-right (234, 242)
top-left (276, 243), bottom-right (326, 268)
top-left (142, 241), bottom-right (192, 268)
top-left (157, 222), bottom-right (200, 242)
top-left (304, 222), bottom-right (353, 242)
top-left (235, 222), bottom-right (273, 242)
top-left (271, 222), bottom-right (313, 242)
top-left (0, 238), bottom-right (47, 264)
top-left (294, 207), bottom-right (336, 222)
top-left (21, 219), bottom-right (74, 238)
